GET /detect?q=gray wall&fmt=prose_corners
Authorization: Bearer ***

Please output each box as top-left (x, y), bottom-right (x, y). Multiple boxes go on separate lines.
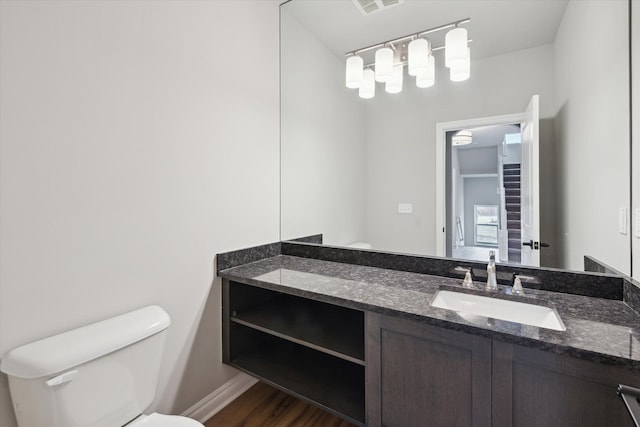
top-left (463, 177), bottom-right (500, 247)
top-left (451, 144), bottom-right (466, 249)
top-left (504, 144), bottom-right (522, 164)
top-left (633, 0), bottom-right (640, 279)
top-left (457, 146), bottom-right (499, 175)
top-left (553, 0), bottom-right (630, 272)
top-left (0, 1), bottom-right (280, 426)
top-left (280, 8), bottom-right (367, 246)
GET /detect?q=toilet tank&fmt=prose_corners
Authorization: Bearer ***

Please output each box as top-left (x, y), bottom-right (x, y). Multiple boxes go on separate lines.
top-left (0, 306), bottom-right (171, 427)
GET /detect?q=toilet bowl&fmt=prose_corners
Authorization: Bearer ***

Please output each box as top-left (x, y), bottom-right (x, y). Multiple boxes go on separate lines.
top-left (1, 306), bottom-right (204, 427)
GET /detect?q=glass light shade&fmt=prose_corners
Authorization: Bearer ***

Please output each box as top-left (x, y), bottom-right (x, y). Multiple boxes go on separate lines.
top-left (408, 38), bottom-right (430, 76)
top-left (450, 48), bottom-right (470, 82)
top-left (445, 27), bottom-right (468, 68)
top-left (385, 64), bottom-right (404, 94)
top-left (345, 55), bottom-right (363, 89)
top-left (375, 47), bottom-right (394, 82)
top-left (416, 55), bottom-right (435, 88)
top-left (359, 68), bottom-right (376, 99)
top-left (452, 130), bottom-right (473, 146)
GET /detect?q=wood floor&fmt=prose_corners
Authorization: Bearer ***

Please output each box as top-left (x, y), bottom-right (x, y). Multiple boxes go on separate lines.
top-left (204, 382), bottom-right (358, 427)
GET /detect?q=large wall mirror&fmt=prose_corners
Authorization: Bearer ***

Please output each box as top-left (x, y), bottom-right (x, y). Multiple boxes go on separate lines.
top-left (280, 0), bottom-right (631, 275)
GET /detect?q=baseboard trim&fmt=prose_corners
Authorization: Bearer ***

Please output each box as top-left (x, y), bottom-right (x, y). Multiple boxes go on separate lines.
top-left (181, 372), bottom-right (258, 423)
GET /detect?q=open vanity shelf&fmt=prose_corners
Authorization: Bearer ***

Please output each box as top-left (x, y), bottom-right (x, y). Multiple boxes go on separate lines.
top-left (231, 292), bottom-right (365, 364)
top-left (223, 280), bottom-right (366, 426)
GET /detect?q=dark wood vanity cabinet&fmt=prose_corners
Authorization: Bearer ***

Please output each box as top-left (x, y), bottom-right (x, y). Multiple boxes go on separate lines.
top-left (366, 314), bottom-right (640, 427)
top-left (366, 313), bottom-right (492, 427)
top-left (492, 341), bottom-right (640, 427)
top-left (223, 281), bottom-right (639, 427)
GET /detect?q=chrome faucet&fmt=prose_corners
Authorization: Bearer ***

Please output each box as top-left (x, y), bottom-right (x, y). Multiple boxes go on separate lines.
top-left (486, 250), bottom-right (498, 291)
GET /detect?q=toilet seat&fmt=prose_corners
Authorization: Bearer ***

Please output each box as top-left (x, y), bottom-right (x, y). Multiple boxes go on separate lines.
top-left (127, 413), bottom-right (204, 427)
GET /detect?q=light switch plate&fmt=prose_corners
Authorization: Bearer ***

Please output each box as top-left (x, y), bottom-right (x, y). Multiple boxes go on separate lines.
top-left (619, 207), bottom-right (628, 235)
top-left (398, 203), bottom-right (413, 214)
top-left (635, 209), bottom-right (640, 238)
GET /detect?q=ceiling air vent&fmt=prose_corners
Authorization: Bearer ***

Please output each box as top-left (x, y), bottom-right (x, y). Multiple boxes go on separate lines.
top-left (352, 0), bottom-right (404, 16)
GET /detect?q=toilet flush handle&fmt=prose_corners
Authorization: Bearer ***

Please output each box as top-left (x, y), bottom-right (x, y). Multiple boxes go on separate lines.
top-left (46, 370), bottom-right (78, 387)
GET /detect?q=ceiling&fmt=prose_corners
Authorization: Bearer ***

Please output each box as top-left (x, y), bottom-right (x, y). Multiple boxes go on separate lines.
top-left (282, 0), bottom-right (569, 62)
top-left (455, 123), bottom-right (521, 149)
top-left (453, 124), bottom-right (521, 174)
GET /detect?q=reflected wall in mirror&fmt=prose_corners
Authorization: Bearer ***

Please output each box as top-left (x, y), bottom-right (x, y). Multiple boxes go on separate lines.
top-left (281, 0), bottom-right (630, 274)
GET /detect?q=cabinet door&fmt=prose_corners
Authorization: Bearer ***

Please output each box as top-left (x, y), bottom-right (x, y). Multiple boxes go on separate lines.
top-left (366, 313), bottom-right (492, 427)
top-left (492, 340), bottom-right (640, 427)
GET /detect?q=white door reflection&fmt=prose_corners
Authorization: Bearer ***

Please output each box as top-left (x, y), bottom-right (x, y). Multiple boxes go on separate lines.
top-left (447, 121), bottom-right (529, 264)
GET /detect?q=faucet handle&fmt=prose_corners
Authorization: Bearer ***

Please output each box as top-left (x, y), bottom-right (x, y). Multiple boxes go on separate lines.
top-left (462, 268), bottom-right (475, 288)
top-left (512, 275), bottom-right (525, 295)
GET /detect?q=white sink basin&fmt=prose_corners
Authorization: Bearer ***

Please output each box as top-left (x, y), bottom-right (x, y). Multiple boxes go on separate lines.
top-left (430, 290), bottom-right (566, 331)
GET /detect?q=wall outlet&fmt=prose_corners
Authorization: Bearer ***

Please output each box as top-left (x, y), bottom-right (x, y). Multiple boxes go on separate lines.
top-left (398, 203), bottom-right (413, 214)
top-left (619, 207), bottom-right (628, 235)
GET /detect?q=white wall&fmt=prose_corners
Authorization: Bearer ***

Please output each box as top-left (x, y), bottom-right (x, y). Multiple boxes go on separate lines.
top-left (554, 0), bottom-right (630, 273)
top-left (463, 177), bottom-right (500, 248)
top-left (280, 9), bottom-right (367, 246)
top-left (364, 44), bottom-right (555, 256)
top-left (0, 1), bottom-right (280, 426)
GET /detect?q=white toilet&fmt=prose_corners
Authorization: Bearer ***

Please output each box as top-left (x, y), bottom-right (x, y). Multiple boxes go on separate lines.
top-left (0, 305), bottom-right (204, 427)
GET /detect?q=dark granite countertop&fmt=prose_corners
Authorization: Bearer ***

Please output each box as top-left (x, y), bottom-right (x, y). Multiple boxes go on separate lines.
top-left (219, 255), bottom-right (640, 372)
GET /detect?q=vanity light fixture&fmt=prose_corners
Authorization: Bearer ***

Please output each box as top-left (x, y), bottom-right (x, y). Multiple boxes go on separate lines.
top-left (452, 130), bottom-right (473, 146)
top-left (345, 55), bottom-right (364, 88)
top-left (450, 47), bottom-right (471, 82)
top-left (359, 68), bottom-right (376, 99)
top-left (385, 64), bottom-right (404, 94)
top-left (445, 27), bottom-right (468, 69)
top-left (407, 38), bottom-right (430, 76)
top-left (416, 55), bottom-right (435, 88)
top-left (345, 18), bottom-right (471, 98)
top-left (374, 47), bottom-right (394, 82)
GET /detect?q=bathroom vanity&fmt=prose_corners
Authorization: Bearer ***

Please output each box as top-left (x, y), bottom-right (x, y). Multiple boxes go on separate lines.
top-left (217, 242), bottom-right (640, 427)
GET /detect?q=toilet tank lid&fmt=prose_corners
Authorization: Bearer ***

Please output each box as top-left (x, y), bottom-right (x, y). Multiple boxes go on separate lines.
top-left (0, 305), bottom-right (170, 379)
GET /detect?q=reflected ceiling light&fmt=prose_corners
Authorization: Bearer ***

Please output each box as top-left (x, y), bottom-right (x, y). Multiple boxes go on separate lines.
top-left (450, 48), bottom-right (471, 82)
top-left (416, 55), bottom-right (435, 88)
top-left (452, 130), bottom-right (473, 146)
top-left (359, 68), bottom-right (376, 99)
top-left (408, 38), bottom-right (430, 76)
top-left (386, 64), bottom-right (404, 93)
top-left (345, 18), bottom-right (470, 99)
top-left (345, 55), bottom-right (364, 88)
top-left (375, 47), bottom-right (394, 82)
top-left (445, 27), bottom-right (468, 69)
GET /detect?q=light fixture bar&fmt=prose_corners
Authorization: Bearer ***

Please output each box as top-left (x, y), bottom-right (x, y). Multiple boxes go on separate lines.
top-left (345, 18), bottom-right (470, 57)
top-left (361, 39), bottom-right (473, 68)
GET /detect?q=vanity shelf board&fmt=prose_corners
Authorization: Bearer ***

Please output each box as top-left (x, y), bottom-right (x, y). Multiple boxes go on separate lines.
top-left (230, 337), bottom-right (365, 426)
top-left (231, 294), bottom-right (365, 365)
